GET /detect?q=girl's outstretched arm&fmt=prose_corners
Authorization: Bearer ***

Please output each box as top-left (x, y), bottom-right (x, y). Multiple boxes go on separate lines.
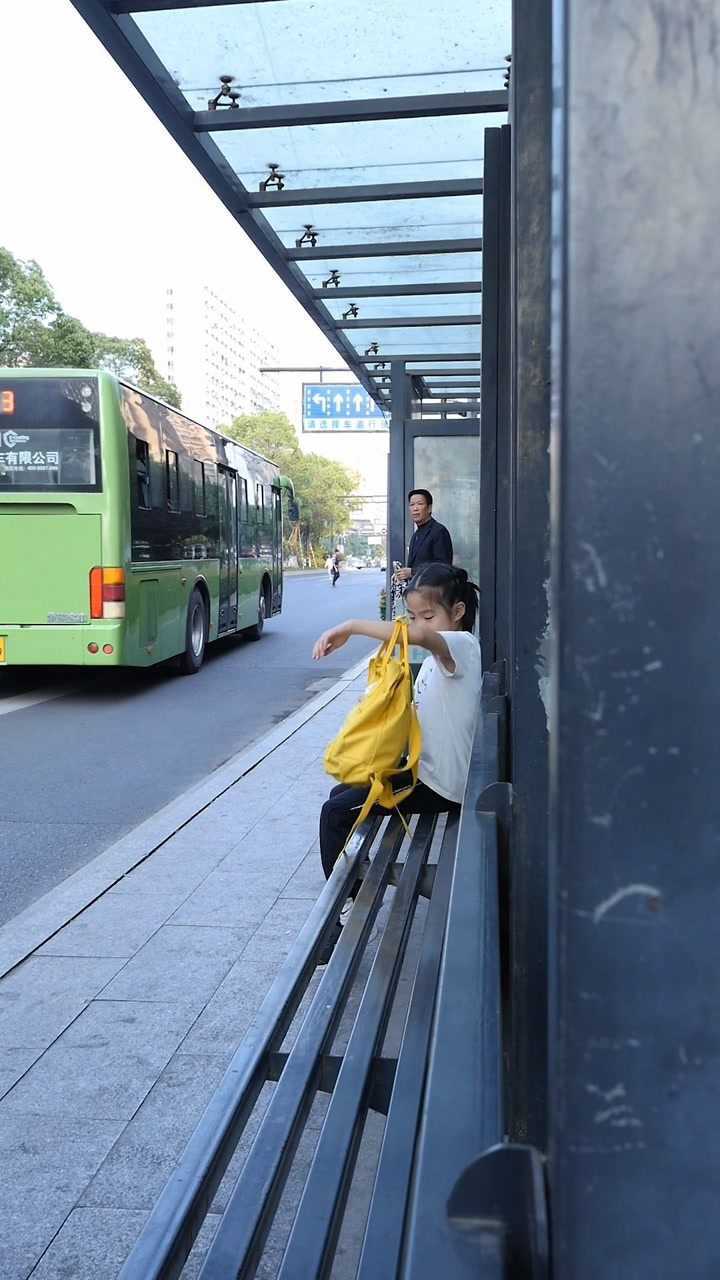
top-left (313, 618), bottom-right (454, 670)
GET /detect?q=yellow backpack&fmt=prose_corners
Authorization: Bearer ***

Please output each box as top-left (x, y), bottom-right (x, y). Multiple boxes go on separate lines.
top-left (324, 617), bottom-right (422, 839)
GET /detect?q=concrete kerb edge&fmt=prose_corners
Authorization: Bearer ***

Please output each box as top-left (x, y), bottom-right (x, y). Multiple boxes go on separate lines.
top-left (0, 655), bottom-right (369, 980)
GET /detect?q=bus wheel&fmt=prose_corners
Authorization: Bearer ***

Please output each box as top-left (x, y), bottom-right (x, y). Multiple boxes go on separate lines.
top-left (179, 588), bottom-right (208, 675)
top-left (247, 587), bottom-right (266, 641)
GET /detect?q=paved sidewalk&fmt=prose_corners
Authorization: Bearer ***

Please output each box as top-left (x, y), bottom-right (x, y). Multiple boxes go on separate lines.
top-left (0, 667), bottom-right (370, 1279)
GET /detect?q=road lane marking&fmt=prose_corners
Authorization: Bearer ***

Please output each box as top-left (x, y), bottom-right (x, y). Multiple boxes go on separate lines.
top-left (0, 686), bottom-right (76, 716)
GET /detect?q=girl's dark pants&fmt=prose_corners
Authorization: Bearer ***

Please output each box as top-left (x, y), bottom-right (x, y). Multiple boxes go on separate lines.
top-left (319, 781), bottom-right (459, 881)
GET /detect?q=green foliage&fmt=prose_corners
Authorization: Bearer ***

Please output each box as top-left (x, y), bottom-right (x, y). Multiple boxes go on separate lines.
top-left (342, 531), bottom-right (371, 559)
top-left (226, 411), bottom-right (359, 559)
top-left (0, 246), bottom-right (180, 407)
top-left (224, 412), bottom-right (299, 468)
top-left (91, 332), bottom-right (181, 407)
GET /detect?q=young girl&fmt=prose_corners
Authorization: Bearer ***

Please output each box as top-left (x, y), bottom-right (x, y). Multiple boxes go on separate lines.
top-left (313, 562), bottom-right (482, 928)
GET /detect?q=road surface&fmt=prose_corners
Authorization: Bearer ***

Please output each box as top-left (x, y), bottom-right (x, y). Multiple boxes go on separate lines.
top-left (0, 571), bottom-right (382, 925)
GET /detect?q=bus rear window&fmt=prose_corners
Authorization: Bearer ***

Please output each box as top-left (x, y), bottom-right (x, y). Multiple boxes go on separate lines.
top-left (0, 377), bottom-right (101, 491)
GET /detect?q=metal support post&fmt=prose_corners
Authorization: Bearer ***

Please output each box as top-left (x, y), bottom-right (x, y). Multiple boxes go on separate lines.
top-left (494, 126), bottom-right (513, 672)
top-left (387, 361), bottom-right (410, 597)
top-left (549, 2), bottom-right (720, 1273)
top-left (507, 0), bottom-right (552, 1150)
top-left (479, 128), bottom-right (511, 667)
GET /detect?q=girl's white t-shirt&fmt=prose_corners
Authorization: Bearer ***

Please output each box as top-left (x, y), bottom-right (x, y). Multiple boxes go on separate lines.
top-left (413, 630), bottom-right (482, 803)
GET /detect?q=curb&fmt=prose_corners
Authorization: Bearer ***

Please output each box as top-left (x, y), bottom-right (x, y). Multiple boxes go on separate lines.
top-left (0, 655), bottom-right (369, 980)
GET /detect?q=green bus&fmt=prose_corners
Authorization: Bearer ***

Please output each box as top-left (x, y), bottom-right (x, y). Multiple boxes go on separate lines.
top-left (0, 370), bottom-right (291, 674)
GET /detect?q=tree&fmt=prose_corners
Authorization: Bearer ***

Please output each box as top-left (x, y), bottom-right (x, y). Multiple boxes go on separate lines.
top-left (224, 412), bottom-right (301, 471)
top-left (0, 246), bottom-right (180, 406)
top-left (0, 247), bottom-right (94, 367)
top-left (227, 410), bottom-right (359, 564)
top-left (92, 333), bottom-right (180, 407)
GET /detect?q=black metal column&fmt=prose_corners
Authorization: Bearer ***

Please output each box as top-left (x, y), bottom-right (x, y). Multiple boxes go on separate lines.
top-left (549, 3), bottom-right (720, 1274)
top-left (479, 128), bottom-right (511, 666)
top-left (493, 125), bottom-right (513, 672)
top-left (387, 359), bottom-right (411, 594)
top-left (507, 0), bottom-right (552, 1149)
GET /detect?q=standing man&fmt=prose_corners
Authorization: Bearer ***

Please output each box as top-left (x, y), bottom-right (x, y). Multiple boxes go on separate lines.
top-left (396, 488), bottom-right (454, 585)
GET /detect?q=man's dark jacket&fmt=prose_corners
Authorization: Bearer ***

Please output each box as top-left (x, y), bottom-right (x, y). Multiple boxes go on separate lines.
top-left (407, 516), bottom-right (454, 571)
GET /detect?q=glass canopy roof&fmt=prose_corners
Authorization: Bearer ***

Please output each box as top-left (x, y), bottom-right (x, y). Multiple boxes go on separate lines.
top-left (70, 0), bottom-right (510, 403)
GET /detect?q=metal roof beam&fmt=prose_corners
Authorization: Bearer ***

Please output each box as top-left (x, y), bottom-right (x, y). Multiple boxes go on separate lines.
top-left (193, 91), bottom-right (507, 133)
top-left (288, 238), bottom-right (483, 261)
top-left (378, 366), bottom-right (481, 376)
top-left (359, 352), bottom-right (479, 362)
top-left (339, 314), bottom-right (481, 329)
top-left (312, 282), bottom-right (481, 299)
top-left (399, 412), bottom-right (479, 422)
top-left (112, 1), bottom-right (287, 10)
top-left (251, 178), bottom-right (483, 208)
top-left (410, 404), bottom-right (481, 414)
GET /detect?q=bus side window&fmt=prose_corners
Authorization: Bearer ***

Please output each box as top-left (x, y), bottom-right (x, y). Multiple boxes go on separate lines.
top-left (166, 450), bottom-right (180, 512)
top-left (136, 438), bottom-right (151, 509)
top-left (239, 477), bottom-right (249, 521)
top-left (204, 462), bottom-right (219, 541)
top-left (192, 460), bottom-right (206, 516)
top-left (255, 482), bottom-right (264, 522)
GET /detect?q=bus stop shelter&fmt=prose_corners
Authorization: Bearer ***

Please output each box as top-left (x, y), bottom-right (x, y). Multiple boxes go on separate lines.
top-left (70, 1), bottom-right (720, 1276)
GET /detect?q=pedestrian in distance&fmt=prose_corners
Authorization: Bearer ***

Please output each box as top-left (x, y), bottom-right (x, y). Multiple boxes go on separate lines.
top-left (313, 562), bottom-right (482, 959)
top-left (327, 550), bottom-right (340, 588)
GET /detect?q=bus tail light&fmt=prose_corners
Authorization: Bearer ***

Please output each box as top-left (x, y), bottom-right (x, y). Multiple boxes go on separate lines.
top-left (90, 568), bottom-right (126, 620)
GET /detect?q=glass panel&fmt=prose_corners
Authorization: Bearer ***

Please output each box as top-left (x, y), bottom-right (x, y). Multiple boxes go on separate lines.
top-left (322, 293), bottom-right (481, 320)
top-left (137, 1), bottom-right (510, 108)
top-left (114, 0), bottom-right (511, 387)
top-left (212, 113), bottom-right (504, 191)
top-left (264, 195), bottom-right (482, 248)
top-left (405, 361), bottom-right (481, 372)
top-left (411, 435), bottom-right (480, 587)
top-left (297, 254), bottom-right (482, 289)
top-left (345, 324), bottom-right (480, 354)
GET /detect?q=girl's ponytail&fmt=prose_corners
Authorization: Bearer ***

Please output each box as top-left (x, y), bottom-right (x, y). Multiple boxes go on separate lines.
top-left (452, 565), bottom-right (481, 633)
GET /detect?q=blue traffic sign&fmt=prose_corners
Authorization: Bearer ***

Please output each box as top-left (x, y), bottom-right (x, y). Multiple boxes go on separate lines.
top-left (302, 383), bottom-right (388, 432)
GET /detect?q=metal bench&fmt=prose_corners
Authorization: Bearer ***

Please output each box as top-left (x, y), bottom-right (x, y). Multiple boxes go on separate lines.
top-left (119, 670), bottom-right (546, 1280)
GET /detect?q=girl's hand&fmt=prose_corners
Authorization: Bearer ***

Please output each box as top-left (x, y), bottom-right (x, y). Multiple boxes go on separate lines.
top-left (313, 621), bottom-right (352, 660)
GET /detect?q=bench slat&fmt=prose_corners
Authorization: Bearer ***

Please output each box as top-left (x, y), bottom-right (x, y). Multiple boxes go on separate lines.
top-left (401, 810), bottom-right (503, 1278)
top-left (356, 812), bottom-right (460, 1280)
top-left (276, 812), bottom-right (439, 1279)
top-left (198, 816), bottom-right (407, 1280)
top-left (118, 818), bottom-right (383, 1280)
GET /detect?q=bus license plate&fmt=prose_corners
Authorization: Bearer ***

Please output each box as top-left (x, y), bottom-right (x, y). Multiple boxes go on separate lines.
top-left (0, 638), bottom-right (5, 663)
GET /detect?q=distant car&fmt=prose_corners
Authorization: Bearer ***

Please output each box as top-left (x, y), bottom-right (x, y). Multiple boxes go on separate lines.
top-left (380, 563), bottom-right (387, 573)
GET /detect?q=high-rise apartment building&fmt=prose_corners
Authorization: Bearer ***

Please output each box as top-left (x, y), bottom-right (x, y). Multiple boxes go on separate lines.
top-left (155, 282), bottom-right (280, 427)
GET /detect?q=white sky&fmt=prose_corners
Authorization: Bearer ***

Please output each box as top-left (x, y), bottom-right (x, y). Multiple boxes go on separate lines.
top-left (0, 0), bottom-right (345, 368)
